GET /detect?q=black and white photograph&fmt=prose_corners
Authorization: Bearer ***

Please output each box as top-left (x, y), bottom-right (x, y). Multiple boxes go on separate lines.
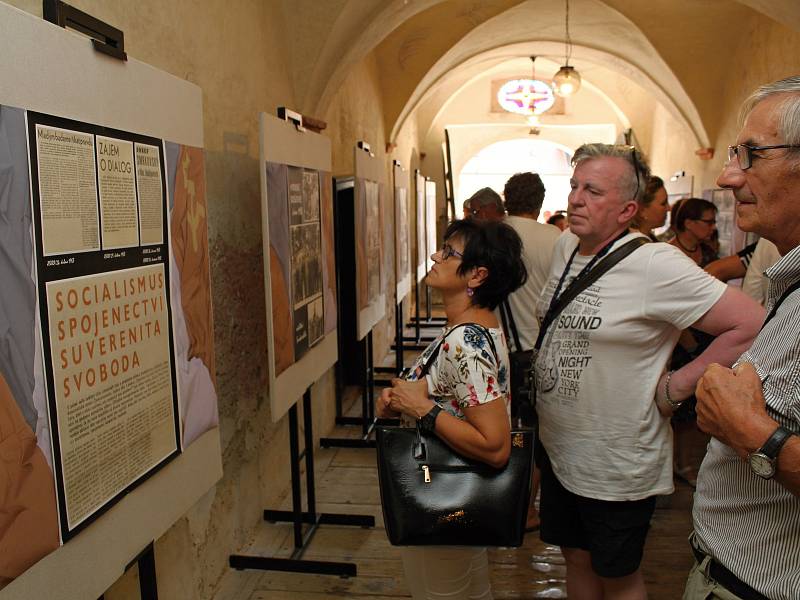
top-left (365, 179), bottom-right (381, 301)
top-left (307, 295), bottom-right (324, 347)
top-left (302, 169), bottom-right (320, 222)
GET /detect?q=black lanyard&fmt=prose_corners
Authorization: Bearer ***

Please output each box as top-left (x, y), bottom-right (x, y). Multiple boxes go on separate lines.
top-left (543, 230), bottom-right (630, 328)
top-left (762, 278), bottom-right (800, 330)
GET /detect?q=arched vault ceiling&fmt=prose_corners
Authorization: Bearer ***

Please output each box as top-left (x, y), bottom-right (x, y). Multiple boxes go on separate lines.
top-left (379, 0), bottom-right (765, 147)
top-left (735, 0), bottom-right (800, 32)
top-left (416, 54), bottom-right (633, 146)
top-left (283, 0), bottom-right (798, 137)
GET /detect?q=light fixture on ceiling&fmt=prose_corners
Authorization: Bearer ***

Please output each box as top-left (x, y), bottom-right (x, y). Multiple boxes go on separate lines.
top-left (552, 0), bottom-right (581, 98)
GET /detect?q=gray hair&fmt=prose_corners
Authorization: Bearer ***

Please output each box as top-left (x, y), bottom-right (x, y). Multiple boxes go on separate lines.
top-left (571, 143), bottom-right (651, 203)
top-left (740, 76), bottom-right (800, 157)
top-left (467, 187), bottom-right (504, 210)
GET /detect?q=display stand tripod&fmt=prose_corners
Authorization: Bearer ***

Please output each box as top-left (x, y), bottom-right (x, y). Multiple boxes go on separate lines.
top-left (375, 298), bottom-right (410, 385)
top-left (229, 388), bottom-right (374, 577)
top-left (98, 542), bottom-right (159, 600)
top-left (321, 330), bottom-right (399, 449)
top-left (406, 277), bottom-right (444, 338)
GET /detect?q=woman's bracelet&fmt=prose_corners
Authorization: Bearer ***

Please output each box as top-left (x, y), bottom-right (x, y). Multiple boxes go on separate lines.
top-left (665, 370), bottom-right (682, 410)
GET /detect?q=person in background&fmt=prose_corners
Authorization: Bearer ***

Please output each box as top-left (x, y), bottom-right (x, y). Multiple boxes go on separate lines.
top-left (462, 198), bottom-right (471, 219)
top-left (687, 75), bottom-right (800, 600)
top-left (466, 187), bottom-right (505, 221)
top-left (631, 176), bottom-right (669, 241)
top-left (669, 198), bottom-right (719, 267)
top-left (741, 237), bottom-right (781, 305)
top-left (667, 197), bottom-right (721, 486)
top-left (547, 211), bottom-right (567, 231)
top-left (534, 143), bottom-right (762, 600)
top-left (501, 172), bottom-right (561, 532)
top-left (704, 240), bottom-right (758, 282)
top-left (377, 219), bottom-right (526, 600)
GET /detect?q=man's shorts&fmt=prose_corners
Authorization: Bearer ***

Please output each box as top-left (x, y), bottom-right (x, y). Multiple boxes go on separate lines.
top-left (538, 446), bottom-right (656, 578)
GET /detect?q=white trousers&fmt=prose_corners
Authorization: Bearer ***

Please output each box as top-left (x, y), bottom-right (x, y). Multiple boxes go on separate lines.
top-left (400, 546), bottom-right (493, 600)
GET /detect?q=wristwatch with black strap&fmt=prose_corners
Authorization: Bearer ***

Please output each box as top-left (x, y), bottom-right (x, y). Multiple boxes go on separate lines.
top-left (419, 404), bottom-right (443, 433)
top-left (748, 425), bottom-right (794, 479)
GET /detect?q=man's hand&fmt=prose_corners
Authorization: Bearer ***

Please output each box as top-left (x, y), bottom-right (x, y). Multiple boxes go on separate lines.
top-left (695, 362), bottom-right (776, 458)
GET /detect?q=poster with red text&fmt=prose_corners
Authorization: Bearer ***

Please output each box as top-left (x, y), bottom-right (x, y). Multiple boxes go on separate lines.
top-left (27, 111), bottom-right (181, 541)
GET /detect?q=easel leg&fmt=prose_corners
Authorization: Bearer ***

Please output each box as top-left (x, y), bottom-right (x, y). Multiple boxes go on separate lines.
top-left (395, 300), bottom-right (403, 375)
top-left (321, 330), bottom-right (398, 449)
top-left (289, 404), bottom-right (303, 548)
top-left (229, 386), bottom-right (373, 577)
top-left (138, 543), bottom-right (158, 600)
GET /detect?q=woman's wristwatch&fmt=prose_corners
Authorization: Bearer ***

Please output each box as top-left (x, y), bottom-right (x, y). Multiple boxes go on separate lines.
top-left (419, 404), bottom-right (443, 432)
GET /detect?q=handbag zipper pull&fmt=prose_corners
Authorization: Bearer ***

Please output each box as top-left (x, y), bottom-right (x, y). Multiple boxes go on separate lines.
top-left (422, 465), bottom-right (431, 483)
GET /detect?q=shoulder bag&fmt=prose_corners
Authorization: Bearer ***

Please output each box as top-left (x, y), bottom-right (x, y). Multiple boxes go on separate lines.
top-left (498, 300), bottom-right (534, 425)
top-left (376, 323), bottom-right (534, 547)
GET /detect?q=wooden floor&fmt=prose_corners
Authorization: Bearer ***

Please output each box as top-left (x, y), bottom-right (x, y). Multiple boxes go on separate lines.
top-left (213, 393), bottom-right (697, 600)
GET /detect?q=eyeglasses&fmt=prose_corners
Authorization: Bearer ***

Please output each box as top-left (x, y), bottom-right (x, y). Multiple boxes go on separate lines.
top-left (727, 143), bottom-right (800, 170)
top-left (440, 243), bottom-right (463, 261)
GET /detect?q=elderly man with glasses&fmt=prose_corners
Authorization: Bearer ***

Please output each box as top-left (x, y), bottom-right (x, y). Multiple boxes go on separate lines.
top-left (685, 77), bottom-right (800, 600)
top-left (532, 143), bottom-right (763, 600)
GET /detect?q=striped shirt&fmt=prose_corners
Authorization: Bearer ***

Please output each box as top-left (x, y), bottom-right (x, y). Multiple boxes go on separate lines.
top-left (693, 243), bottom-right (800, 600)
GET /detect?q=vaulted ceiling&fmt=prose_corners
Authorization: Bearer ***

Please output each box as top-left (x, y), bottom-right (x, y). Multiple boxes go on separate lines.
top-left (279, 0), bottom-right (800, 149)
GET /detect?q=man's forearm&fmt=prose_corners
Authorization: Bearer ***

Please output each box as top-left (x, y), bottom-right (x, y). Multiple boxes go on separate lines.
top-left (669, 329), bottom-right (754, 401)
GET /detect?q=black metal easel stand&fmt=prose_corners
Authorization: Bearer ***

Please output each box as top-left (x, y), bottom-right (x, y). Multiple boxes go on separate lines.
top-left (98, 542), bottom-right (158, 600)
top-left (376, 299), bottom-right (407, 383)
top-left (406, 277), bottom-right (444, 336)
top-left (321, 330), bottom-right (398, 449)
top-left (229, 389), bottom-right (374, 577)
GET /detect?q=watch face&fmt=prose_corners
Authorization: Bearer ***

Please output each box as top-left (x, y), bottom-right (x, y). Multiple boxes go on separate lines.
top-left (749, 452), bottom-right (776, 479)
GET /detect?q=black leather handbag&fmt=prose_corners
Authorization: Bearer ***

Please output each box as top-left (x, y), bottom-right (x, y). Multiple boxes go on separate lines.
top-left (376, 424), bottom-right (533, 546)
top-left (498, 300), bottom-right (534, 425)
top-left (375, 323), bottom-right (533, 547)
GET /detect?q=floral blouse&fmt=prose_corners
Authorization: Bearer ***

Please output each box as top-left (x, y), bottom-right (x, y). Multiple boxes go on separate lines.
top-left (406, 323), bottom-right (510, 421)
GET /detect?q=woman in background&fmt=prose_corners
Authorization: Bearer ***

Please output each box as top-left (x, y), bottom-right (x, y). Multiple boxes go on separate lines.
top-left (377, 218), bottom-right (526, 600)
top-left (631, 176), bottom-right (669, 241)
top-left (668, 197), bottom-right (719, 486)
top-left (669, 197), bottom-right (719, 266)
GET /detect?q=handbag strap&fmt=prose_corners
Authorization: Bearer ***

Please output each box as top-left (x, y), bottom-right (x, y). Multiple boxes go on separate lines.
top-left (534, 236), bottom-right (650, 352)
top-left (413, 322), bottom-right (499, 454)
top-left (499, 300), bottom-right (523, 352)
top-left (762, 278), bottom-right (800, 330)
top-left (416, 322), bottom-right (498, 380)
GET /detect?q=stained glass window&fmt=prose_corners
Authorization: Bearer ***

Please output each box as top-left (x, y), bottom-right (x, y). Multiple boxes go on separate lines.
top-left (497, 79), bottom-right (555, 115)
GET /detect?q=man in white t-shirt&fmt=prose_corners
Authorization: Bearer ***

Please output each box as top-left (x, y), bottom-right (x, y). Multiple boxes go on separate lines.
top-left (500, 172), bottom-right (561, 531)
top-left (502, 172), bottom-right (562, 350)
top-left (533, 143), bottom-right (763, 600)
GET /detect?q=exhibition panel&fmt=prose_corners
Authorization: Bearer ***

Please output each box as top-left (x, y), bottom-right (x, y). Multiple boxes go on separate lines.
top-left (0, 4), bottom-right (222, 599)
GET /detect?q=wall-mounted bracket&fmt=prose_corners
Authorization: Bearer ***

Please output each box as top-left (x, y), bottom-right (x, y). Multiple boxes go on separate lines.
top-left (277, 107), bottom-right (306, 132)
top-left (43, 0), bottom-right (126, 61)
top-left (357, 140), bottom-right (374, 157)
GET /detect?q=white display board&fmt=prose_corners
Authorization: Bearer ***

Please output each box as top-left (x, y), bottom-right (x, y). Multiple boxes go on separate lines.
top-left (0, 4), bottom-right (222, 598)
top-left (259, 113), bottom-right (338, 422)
top-left (354, 146), bottom-right (387, 340)
top-left (415, 169), bottom-right (427, 282)
top-left (393, 162), bottom-right (411, 304)
top-left (425, 179), bottom-right (438, 272)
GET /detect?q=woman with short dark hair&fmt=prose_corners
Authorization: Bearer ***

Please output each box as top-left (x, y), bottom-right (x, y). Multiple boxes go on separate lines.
top-left (377, 218), bottom-right (527, 600)
top-left (669, 197), bottom-right (719, 267)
